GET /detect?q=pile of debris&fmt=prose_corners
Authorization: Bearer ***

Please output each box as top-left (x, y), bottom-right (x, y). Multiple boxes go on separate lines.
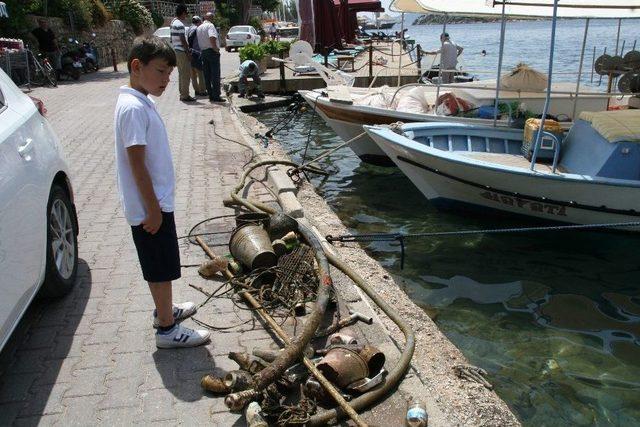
top-left (193, 210), bottom-right (401, 426)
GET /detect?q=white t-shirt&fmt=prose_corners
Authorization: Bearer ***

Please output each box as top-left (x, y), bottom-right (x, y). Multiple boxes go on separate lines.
top-left (197, 21), bottom-right (220, 50)
top-left (170, 18), bottom-right (187, 51)
top-left (114, 86), bottom-right (175, 225)
top-left (440, 40), bottom-right (459, 70)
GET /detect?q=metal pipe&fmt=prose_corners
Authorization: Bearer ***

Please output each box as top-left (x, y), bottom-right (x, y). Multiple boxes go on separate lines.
top-left (571, 18), bottom-right (590, 121)
top-left (493, 1), bottom-right (507, 127)
top-left (530, 0), bottom-right (560, 171)
top-left (615, 18), bottom-right (622, 55)
top-left (397, 12), bottom-right (405, 87)
top-left (590, 45), bottom-right (596, 84)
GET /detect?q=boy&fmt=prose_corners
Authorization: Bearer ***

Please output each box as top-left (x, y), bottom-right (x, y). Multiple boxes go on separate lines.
top-left (114, 36), bottom-right (210, 348)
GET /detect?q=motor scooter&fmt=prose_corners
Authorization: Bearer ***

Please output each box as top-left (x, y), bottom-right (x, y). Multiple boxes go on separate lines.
top-left (59, 41), bottom-right (83, 80)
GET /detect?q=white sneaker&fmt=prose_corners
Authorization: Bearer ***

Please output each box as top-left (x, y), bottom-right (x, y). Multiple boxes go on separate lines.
top-left (156, 323), bottom-right (211, 349)
top-left (152, 302), bottom-right (198, 328)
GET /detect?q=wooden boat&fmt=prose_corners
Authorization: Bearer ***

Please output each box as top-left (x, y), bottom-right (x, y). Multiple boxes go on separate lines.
top-left (364, 110), bottom-right (640, 228)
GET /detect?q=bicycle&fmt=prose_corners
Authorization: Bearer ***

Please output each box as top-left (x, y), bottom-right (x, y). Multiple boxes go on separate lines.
top-left (26, 48), bottom-right (57, 88)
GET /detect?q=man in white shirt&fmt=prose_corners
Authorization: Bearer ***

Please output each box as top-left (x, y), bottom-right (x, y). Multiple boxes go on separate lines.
top-left (197, 12), bottom-right (226, 102)
top-left (170, 4), bottom-right (195, 101)
top-left (425, 33), bottom-right (464, 84)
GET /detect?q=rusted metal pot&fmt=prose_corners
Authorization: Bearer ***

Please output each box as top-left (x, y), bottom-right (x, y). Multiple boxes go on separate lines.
top-left (317, 347), bottom-right (369, 389)
top-left (358, 345), bottom-right (386, 376)
top-left (229, 224), bottom-right (277, 270)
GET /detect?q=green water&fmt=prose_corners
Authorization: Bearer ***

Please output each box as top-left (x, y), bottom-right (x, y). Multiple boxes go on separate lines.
top-left (252, 108), bottom-right (640, 426)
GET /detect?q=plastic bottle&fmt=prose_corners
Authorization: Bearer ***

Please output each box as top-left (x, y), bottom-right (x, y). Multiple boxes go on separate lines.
top-left (406, 401), bottom-right (428, 427)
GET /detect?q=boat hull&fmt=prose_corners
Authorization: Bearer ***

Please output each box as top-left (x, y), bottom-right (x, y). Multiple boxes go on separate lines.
top-left (302, 90), bottom-right (512, 167)
top-left (366, 126), bottom-right (640, 229)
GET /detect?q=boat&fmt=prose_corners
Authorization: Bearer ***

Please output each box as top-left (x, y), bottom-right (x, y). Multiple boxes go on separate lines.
top-left (301, 0), bottom-right (638, 167)
top-left (364, 110), bottom-right (640, 227)
top-left (300, 80), bottom-right (622, 166)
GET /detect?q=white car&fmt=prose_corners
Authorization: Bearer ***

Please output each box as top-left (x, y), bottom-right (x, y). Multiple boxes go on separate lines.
top-left (0, 69), bottom-right (78, 351)
top-left (153, 26), bottom-right (171, 43)
top-left (225, 25), bottom-right (261, 52)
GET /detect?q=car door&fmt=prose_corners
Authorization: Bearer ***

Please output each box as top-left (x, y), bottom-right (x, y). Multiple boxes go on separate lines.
top-left (0, 77), bottom-right (46, 348)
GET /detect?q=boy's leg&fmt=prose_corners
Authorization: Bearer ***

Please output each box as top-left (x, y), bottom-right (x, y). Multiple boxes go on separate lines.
top-left (148, 281), bottom-right (173, 327)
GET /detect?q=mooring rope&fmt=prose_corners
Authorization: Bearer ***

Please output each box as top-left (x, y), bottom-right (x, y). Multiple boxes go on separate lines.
top-left (327, 220), bottom-right (640, 269)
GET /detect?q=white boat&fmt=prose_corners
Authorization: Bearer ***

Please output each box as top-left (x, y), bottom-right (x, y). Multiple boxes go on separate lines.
top-left (364, 110), bottom-right (640, 228)
top-left (300, 82), bottom-right (622, 166)
top-left (301, 0), bottom-right (638, 166)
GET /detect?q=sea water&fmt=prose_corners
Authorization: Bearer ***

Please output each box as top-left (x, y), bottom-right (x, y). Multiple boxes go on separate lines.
top-left (252, 18), bottom-right (640, 426)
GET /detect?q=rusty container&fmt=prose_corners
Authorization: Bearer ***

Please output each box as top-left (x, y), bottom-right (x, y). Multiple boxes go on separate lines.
top-left (317, 347), bottom-right (369, 388)
top-left (229, 224), bottom-right (278, 270)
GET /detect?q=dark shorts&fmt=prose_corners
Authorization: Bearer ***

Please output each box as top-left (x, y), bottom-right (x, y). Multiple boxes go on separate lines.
top-left (131, 211), bottom-right (181, 283)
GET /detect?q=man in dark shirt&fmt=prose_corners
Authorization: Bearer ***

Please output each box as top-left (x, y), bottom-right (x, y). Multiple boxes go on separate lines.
top-left (32, 19), bottom-right (61, 73)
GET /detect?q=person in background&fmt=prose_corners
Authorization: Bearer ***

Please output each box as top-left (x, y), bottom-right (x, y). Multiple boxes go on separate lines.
top-left (187, 15), bottom-right (207, 97)
top-left (424, 33), bottom-right (464, 84)
top-left (170, 4), bottom-right (195, 102)
top-left (269, 22), bottom-right (278, 41)
top-left (237, 60), bottom-right (264, 99)
top-left (197, 12), bottom-right (225, 102)
top-left (32, 19), bottom-right (61, 77)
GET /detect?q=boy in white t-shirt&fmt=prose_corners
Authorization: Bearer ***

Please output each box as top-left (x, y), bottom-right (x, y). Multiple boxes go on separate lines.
top-left (114, 36), bottom-right (210, 349)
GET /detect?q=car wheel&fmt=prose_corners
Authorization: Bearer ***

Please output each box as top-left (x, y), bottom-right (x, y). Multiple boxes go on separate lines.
top-left (225, 47), bottom-right (231, 52)
top-left (41, 185), bottom-right (78, 298)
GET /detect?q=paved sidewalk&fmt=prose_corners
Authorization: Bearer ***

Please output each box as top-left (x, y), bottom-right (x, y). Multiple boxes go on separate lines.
top-left (0, 58), bottom-right (276, 425)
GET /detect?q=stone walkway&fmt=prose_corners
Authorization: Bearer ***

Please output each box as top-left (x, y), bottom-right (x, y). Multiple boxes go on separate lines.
top-left (0, 57), bottom-right (277, 425)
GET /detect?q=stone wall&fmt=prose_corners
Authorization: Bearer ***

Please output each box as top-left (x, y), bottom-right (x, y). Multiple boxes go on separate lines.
top-left (26, 16), bottom-right (138, 68)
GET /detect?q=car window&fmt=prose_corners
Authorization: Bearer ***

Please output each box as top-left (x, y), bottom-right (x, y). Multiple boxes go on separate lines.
top-left (0, 87), bottom-right (5, 110)
top-left (230, 26), bottom-right (252, 33)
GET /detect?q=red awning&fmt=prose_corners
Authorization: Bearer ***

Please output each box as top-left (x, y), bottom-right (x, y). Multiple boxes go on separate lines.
top-left (333, 0), bottom-right (384, 12)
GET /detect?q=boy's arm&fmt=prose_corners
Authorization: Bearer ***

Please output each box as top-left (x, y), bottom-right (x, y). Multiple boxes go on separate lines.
top-left (127, 145), bottom-right (162, 234)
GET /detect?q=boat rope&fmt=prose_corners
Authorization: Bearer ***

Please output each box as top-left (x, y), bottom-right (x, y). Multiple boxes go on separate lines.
top-left (326, 220), bottom-right (640, 269)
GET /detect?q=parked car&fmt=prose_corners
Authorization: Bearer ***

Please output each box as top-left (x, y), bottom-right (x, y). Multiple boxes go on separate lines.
top-left (225, 25), bottom-right (261, 52)
top-left (154, 26), bottom-right (171, 43)
top-left (0, 68), bottom-right (78, 352)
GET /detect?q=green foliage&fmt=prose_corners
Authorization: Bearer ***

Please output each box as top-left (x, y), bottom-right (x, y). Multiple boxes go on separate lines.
top-left (150, 9), bottom-right (164, 28)
top-left (248, 16), bottom-right (263, 34)
top-left (0, 0), bottom-right (29, 37)
top-left (218, 1), bottom-right (241, 26)
top-left (254, 0), bottom-right (281, 12)
top-left (88, 0), bottom-right (112, 27)
top-left (239, 43), bottom-right (265, 62)
top-left (213, 14), bottom-right (231, 32)
top-left (261, 39), bottom-right (290, 55)
top-left (49, 0), bottom-right (94, 30)
top-left (111, 0), bottom-right (153, 34)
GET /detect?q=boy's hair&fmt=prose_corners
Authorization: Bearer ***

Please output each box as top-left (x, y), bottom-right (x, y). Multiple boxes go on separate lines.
top-left (127, 36), bottom-right (177, 72)
top-left (175, 4), bottom-right (188, 16)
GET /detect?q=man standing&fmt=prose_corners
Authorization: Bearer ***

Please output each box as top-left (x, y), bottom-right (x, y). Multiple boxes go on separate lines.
top-left (197, 12), bottom-right (225, 103)
top-left (171, 4), bottom-right (195, 101)
top-left (425, 33), bottom-right (464, 84)
top-left (188, 16), bottom-right (207, 96)
top-left (32, 19), bottom-right (61, 77)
